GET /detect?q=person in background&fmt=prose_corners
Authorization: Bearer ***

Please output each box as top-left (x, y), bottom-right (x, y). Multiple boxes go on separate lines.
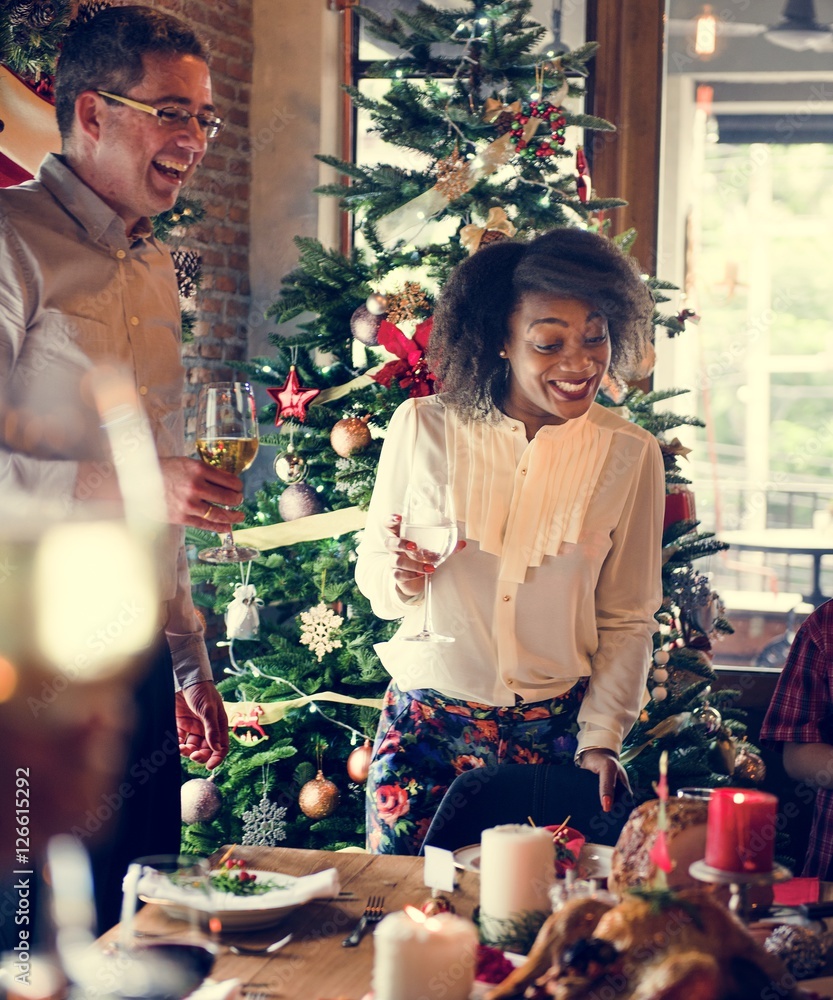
top-left (356, 227), bottom-right (665, 855)
top-left (760, 601), bottom-right (833, 879)
top-left (0, 5), bottom-right (235, 929)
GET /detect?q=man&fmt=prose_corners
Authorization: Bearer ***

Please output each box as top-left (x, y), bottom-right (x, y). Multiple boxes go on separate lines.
top-left (760, 600), bottom-right (833, 880)
top-left (0, 5), bottom-right (239, 930)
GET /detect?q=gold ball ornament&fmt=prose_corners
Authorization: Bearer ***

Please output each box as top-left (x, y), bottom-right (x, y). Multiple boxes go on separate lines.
top-left (330, 417), bottom-right (372, 458)
top-left (365, 293), bottom-right (389, 316)
top-left (298, 770), bottom-right (340, 819)
top-left (734, 746), bottom-right (766, 784)
top-left (346, 739), bottom-right (373, 783)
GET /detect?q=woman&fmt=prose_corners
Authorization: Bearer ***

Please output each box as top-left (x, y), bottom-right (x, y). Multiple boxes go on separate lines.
top-left (355, 227), bottom-right (664, 855)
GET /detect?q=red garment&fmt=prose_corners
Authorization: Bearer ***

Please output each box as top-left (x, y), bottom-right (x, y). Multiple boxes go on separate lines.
top-left (760, 600), bottom-right (833, 879)
top-left (0, 152), bottom-right (31, 187)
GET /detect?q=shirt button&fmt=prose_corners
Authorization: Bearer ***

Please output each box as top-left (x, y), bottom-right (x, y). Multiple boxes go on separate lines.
top-left (115, 249), bottom-right (126, 260)
top-left (130, 316), bottom-right (140, 326)
top-left (502, 594), bottom-right (511, 602)
top-left (139, 386), bottom-right (148, 396)
top-left (521, 468), bottom-right (527, 475)
top-left (507, 678), bottom-right (514, 686)
top-left (510, 425), bottom-right (518, 432)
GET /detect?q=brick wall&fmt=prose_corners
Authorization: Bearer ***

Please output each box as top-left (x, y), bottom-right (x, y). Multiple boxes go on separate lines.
top-left (148, 0), bottom-right (254, 434)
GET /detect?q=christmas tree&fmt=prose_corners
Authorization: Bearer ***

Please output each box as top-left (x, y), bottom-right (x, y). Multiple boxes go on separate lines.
top-left (182, 0), bottom-right (759, 856)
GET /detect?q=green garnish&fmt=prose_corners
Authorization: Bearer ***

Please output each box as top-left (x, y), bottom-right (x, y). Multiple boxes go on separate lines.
top-left (210, 870), bottom-right (283, 896)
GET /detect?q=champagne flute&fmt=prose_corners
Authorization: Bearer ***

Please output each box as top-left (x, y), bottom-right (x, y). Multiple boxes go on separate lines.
top-left (195, 381), bottom-right (259, 563)
top-left (399, 483), bottom-right (458, 643)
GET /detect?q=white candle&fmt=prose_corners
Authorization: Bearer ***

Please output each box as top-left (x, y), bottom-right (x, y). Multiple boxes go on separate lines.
top-left (372, 908), bottom-right (477, 1000)
top-left (479, 824), bottom-right (554, 921)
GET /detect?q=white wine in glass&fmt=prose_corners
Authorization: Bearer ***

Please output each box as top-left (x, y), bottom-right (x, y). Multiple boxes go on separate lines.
top-left (196, 381), bottom-right (259, 563)
top-left (399, 483), bottom-right (457, 642)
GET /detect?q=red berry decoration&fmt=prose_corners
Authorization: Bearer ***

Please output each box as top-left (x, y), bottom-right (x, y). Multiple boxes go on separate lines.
top-left (509, 102), bottom-right (567, 162)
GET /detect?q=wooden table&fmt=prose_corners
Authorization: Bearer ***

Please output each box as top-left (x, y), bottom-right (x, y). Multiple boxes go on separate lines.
top-left (720, 528), bottom-right (833, 607)
top-left (117, 848), bottom-right (479, 1000)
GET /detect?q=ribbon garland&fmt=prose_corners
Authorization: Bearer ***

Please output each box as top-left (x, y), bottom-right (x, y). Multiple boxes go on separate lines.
top-left (222, 691), bottom-right (384, 726)
top-left (233, 506), bottom-right (367, 552)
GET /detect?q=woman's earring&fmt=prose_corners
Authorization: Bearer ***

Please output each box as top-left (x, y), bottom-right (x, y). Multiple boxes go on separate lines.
top-left (499, 350), bottom-right (507, 358)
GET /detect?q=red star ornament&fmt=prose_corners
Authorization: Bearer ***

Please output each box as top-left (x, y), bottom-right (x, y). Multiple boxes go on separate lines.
top-left (266, 366), bottom-right (320, 426)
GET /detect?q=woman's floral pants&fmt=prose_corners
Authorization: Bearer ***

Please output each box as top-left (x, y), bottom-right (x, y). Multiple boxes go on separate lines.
top-left (365, 681), bottom-right (586, 855)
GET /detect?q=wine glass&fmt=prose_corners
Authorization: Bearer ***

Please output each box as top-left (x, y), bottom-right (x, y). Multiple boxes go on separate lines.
top-left (195, 381), bottom-right (260, 563)
top-left (116, 854), bottom-right (218, 1000)
top-left (399, 483), bottom-right (458, 643)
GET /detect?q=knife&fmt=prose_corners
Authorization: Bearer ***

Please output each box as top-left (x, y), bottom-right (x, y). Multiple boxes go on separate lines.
top-left (750, 901), bottom-right (833, 923)
top-left (341, 915), bottom-right (368, 947)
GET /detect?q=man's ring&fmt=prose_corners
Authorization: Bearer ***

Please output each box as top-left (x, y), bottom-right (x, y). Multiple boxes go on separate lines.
top-left (201, 505), bottom-right (212, 519)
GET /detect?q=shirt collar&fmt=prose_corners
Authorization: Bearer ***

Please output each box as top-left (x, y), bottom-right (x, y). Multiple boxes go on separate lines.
top-left (37, 153), bottom-right (154, 250)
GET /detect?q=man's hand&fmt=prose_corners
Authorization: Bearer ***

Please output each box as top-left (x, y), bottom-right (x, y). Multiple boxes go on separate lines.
top-left (175, 681), bottom-right (229, 770)
top-left (577, 748), bottom-right (631, 812)
top-left (159, 456), bottom-right (245, 531)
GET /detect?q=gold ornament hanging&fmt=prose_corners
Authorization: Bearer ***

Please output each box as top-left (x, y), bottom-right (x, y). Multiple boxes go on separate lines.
top-left (346, 739), bottom-right (373, 783)
top-left (298, 769), bottom-right (340, 819)
top-left (433, 149), bottom-right (473, 202)
top-left (330, 416), bottom-right (372, 458)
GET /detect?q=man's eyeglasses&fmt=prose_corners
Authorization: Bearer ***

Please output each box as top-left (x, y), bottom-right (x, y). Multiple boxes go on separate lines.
top-left (96, 91), bottom-right (224, 140)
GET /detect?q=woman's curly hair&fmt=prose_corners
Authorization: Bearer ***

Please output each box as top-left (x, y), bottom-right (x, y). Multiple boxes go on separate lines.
top-left (429, 227), bottom-right (655, 420)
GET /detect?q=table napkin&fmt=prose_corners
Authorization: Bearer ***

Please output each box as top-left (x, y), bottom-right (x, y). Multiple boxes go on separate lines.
top-left (187, 977), bottom-right (241, 1000)
top-left (773, 876), bottom-right (820, 906)
top-left (134, 866), bottom-right (341, 911)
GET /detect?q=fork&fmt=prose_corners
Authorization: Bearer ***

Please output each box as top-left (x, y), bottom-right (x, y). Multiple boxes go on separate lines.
top-left (341, 895), bottom-right (385, 947)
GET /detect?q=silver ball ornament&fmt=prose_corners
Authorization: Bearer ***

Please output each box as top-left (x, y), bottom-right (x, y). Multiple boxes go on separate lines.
top-left (652, 668), bottom-right (669, 684)
top-left (651, 686), bottom-right (668, 702)
top-left (274, 450), bottom-right (307, 484)
top-left (653, 649), bottom-right (670, 665)
top-left (279, 483), bottom-right (324, 521)
top-left (692, 704), bottom-right (723, 735)
top-left (350, 305), bottom-right (381, 347)
top-left (181, 777), bottom-right (222, 825)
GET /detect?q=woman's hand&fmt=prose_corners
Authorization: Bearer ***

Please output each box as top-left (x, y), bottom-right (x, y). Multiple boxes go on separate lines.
top-left (384, 513), bottom-right (465, 600)
top-left (577, 748), bottom-right (631, 812)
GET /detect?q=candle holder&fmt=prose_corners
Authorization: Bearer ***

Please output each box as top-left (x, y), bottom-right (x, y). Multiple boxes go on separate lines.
top-left (689, 859), bottom-right (792, 923)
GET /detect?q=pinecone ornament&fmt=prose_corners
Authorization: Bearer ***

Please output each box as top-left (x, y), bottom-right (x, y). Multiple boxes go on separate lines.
top-left (8, 1), bottom-right (36, 26)
top-left (172, 249), bottom-right (202, 299)
top-left (27, 0), bottom-right (57, 28)
top-left (72, 1), bottom-right (111, 27)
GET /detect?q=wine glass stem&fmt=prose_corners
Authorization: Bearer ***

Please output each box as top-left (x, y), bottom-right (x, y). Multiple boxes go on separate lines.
top-left (422, 572), bottom-right (435, 635)
top-left (219, 531), bottom-right (235, 552)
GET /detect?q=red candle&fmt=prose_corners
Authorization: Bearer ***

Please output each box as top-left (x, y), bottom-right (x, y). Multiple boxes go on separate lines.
top-left (705, 788), bottom-right (778, 873)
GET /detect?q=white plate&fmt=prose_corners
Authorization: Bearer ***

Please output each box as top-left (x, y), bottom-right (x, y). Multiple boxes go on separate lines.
top-left (452, 843), bottom-right (614, 880)
top-left (453, 844), bottom-right (481, 872)
top-left (142, 869), bottom-right (304, 932)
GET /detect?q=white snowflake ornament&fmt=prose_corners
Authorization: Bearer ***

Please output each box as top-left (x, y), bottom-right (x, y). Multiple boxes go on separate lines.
top-left (298, 602), bottom-right (344, 662)
top-left (241, 793), bottom-right (288, 847)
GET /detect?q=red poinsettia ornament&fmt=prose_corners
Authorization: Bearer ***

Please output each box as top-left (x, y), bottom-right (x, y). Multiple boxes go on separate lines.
top-left (370, 317), bottom-right (436, 398)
